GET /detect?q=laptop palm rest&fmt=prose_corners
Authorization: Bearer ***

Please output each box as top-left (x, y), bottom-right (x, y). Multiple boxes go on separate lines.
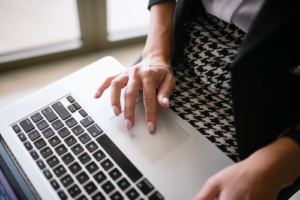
top-left (111, 101), bottom-right (190, 164)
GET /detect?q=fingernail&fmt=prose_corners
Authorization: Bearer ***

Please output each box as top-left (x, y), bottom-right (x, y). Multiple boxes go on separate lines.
top-left (125, 119), bottom-right (132, 130)
top-left (94, 91), bottom-right (99, 98)
top-left (147, 121), bottom-right (154, 133)
top-left (112, 106), bottom-right (120, 116)
top-left (163, 97), bottom-right (169, 107)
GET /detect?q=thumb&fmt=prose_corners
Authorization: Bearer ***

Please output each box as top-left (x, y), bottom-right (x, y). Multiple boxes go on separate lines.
top-left (157, 75), bottom-right (175, 108)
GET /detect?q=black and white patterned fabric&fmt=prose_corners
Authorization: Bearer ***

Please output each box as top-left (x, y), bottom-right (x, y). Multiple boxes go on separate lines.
top-left (170, 13), bottom-right (246, 162)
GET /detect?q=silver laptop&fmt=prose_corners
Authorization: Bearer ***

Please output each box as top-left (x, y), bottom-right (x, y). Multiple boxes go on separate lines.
top-left (0, 57), bottom-right (233, 200)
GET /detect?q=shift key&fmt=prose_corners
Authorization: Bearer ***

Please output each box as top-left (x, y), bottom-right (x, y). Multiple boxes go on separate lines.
top-left (42, 107), bottom-right (58, 122)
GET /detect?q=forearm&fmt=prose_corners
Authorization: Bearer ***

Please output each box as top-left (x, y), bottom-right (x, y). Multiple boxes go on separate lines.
top-left (142, 1), bottom-right (176, 63)
top-left (247, 137), bottom-right (300, 190)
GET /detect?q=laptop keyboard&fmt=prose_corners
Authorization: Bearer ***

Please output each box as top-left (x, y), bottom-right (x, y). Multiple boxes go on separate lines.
top-left (11, 95), bottom-right (164, 200)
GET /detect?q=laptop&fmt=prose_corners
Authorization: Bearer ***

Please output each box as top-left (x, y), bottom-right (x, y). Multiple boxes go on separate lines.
top-left (0, 56), bottom-right (233, 200)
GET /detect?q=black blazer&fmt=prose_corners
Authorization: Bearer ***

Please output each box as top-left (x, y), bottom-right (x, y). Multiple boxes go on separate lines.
top-left (149, 0), bottom-right (300, 199)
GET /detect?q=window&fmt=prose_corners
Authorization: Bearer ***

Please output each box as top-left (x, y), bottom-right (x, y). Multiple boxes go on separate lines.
top-left (0, 0), bottom-right (149, 70)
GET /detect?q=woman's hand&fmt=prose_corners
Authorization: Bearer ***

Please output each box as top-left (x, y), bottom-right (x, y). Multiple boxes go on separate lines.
top-left (94, 56), bottom-right (175, 132)
top-left (194, 158), bottom-right (279, 200)
top-left (195, 137), bottom-right (300, 200)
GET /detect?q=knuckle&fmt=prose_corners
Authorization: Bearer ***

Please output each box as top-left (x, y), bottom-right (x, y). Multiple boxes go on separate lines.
top-left (142, 67), bottom-right (156, 78)
top-left (144, 95), bottom-right (155, 106)
top-left (110, 79), bottom-right (120, 87)
top-left (124, 88), bottom-right (135, 98)
top-left (206, 177), bottom-right (217, 187)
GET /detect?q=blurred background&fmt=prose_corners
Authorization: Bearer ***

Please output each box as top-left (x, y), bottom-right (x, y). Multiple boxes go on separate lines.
top-left (0, 0), bottom-right (149, 108)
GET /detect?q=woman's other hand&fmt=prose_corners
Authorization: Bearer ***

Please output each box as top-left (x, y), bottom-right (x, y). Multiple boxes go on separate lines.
top-left (194, 137), bottom-right (300, 200)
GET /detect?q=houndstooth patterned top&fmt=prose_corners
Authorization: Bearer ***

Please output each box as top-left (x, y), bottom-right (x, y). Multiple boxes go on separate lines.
top-left (170, 12), bottom-right (246, 162)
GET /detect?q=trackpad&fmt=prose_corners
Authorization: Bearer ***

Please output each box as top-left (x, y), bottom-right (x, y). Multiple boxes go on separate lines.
top-left (111, 101), bottom-right (190, 164)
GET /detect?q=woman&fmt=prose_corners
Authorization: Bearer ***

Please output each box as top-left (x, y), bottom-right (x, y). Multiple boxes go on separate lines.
top-left (95, 0), bottom-right (300, 199)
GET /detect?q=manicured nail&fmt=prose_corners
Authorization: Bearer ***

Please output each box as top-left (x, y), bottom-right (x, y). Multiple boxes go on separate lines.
top-left (147, 121), bottom-right (154, 133)
top-left (163, 97), bottom-right (169, 107)
top-left (112, 106), bottom-right (120, 116)
top-left (125, 119), bottom-right (132, 130)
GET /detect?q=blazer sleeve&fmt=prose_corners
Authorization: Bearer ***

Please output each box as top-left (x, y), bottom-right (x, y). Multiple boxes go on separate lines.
top-left (148, 0), bottom-right (173, 10)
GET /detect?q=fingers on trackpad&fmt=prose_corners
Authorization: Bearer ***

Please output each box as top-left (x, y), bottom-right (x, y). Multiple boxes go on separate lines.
top-left (110, 101), bottom-right (190, 164)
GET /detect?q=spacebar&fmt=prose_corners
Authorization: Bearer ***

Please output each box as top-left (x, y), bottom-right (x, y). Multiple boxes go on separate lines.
top-left (96, 134), bottom-right (143, 182)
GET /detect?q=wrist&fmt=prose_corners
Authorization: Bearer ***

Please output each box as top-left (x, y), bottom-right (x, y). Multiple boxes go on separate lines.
top-left (247, 137), bottom-right (300, 190)
top-left (141, 52), bottom-right (172, 67)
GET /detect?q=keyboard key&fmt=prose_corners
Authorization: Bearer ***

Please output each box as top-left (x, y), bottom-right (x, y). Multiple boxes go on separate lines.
top-left (77, 195), bottom-right (88, 200)
top-left (50, 179), bottom-right (60, 190)
top-left (66, 95), bottom-right (75, 103)
top-left (76, 171), bottom-right (89, 184)
top-left (71, 125), bottom-right (84, 135)
top-left (126, 188), bottom-right (139, 200)
top-left (149, 191), bottom-right (164, 200)
top-left (28, 130), bottom-right (40, 141)
top-left (65, 117), bottom-right (77, 128)
top-left (36, 120), bottom-right (48, 131)
top-left (71, 144), bottom-right (83, 155)
top-left (86, 141), bottom-right (98, 152)
top-left (52, 120), bottom-right (64, 130)
top-left (72, 102), bottom-right (81, 110)
top-left (65, 135), bottom-right (76, 146)
top-left (42, 107), bottom-right (58, 122)
top-left (40, 147), bottom-right (53, 158)
top-left (48, 136), bottom-right (61, 147)
top-left (137, 179), bottom-right (154, 195)
top-left (34, 138), bottom-right (46, 149)
top-left (62, 153), bottom-right (74, 165)
top-left (67, 105), bottom-right (76, 113)
top-left (58, 127), bottom-right (70, 138)
top-left (43, 169), bottom-right (52, 179)
top-left (12, 124), bottom-right (21, 133)
top-left (92, 192), bottom-right (105, 200)
top-left (54, 165), bottom-right (66, 177)
top-left (20, 118), bottom-right (35, 133)
top-left (109, 168), bottom-right (122, 180)
top-left (79, 133), bottom-right (91, 144)
top-left (102, 181), bottom-right (115, 194)
top-left (24, 141), bottom-right (33, 150)
top-left (86, 161), bottom-right (99, 174)
top-left (97, 134), bottom-right (143, 182)
top-left (78, 153), bottom-right (91, 164)
top-left (80, 116), bottom-right (94, 127)
top-left (101, 159), bottom-right (113, 171)
top-left (55, 144), bottom-right (68, 156)
top-left (61, 175), bottom-right (74, 187)
top-left (94, 171), bottom-right (106, 184)
top-left (93, 150), bottom-right (106, 161)
top-left (77, 195), bottom-right (87, 200)
top-left (87, 124), bottom-right (103, 137)
top-left (52, 101), bottom-right (71, 120)
top-left (18, 132), bottom-right (27, 141)
top-left (69, 162), bottom-right (81, 174)
top-left (36, 160), bottom-right (46, 169)
top-left (84, 181), bottom-right (97, 194)
top-left (79, 109), bottom-right (88, 117)
top-left (42, 128), bottom-right (55, 138)
top-left (31, 112), bottom-right (43, 123)
top-left (47, 155), bottom-right (59, 167)
top-left (30, 150), bottom-right (39, 160)
top-left (117, 178), bottom-right (130, 190)
top-left (110, 191), bottom-right (123, 200)
top-left (58, 190), bottom-right (67, 200)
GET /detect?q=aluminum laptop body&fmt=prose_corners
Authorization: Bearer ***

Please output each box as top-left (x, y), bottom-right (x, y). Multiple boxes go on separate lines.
top-left (0, 57), bottom-right (233, 200)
